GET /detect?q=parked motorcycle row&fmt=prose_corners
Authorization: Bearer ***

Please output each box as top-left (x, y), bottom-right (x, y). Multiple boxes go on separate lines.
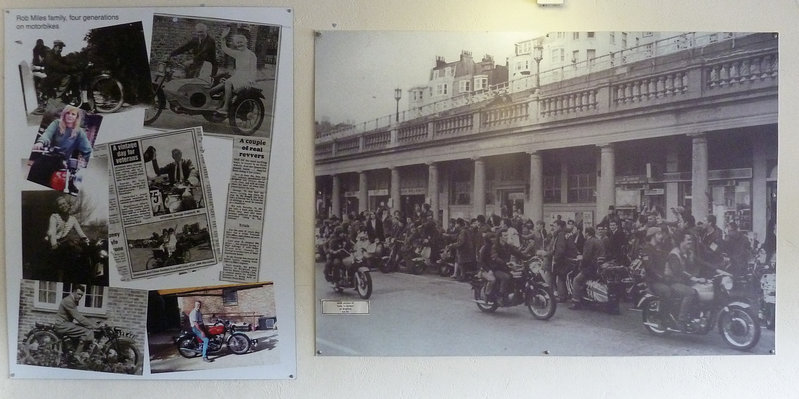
top-left (317, 225), bottom-right (773, 351)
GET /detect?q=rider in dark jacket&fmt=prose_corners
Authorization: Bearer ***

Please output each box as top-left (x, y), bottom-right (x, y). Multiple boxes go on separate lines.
top-left (489, 229), bottom-right (525, 303)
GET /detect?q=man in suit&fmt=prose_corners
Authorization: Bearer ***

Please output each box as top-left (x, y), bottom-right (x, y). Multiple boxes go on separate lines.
top-left (147, 147), bottom-right (201, 213)
top-left (170, 23), bottom-right (218, 78)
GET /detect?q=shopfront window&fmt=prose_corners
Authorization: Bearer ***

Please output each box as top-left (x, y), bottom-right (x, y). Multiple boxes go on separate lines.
top-left (450, 168), bottom-right (471, 205)
top-left (543, 175), bottom-right (560, 203)
top-left (711, 180), bottom-right (752, 231)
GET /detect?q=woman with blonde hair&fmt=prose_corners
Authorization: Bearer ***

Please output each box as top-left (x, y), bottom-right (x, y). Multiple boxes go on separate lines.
top-left (32, 105), bottom-right (93, 163)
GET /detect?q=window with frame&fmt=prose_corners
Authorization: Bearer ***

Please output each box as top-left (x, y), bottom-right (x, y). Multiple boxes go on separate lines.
top-left (450, 169), bottom-right (472, 205)
top-left (572, 50), bottom-right (579, 63)
top-left (557, 32), bottom-right (565, 39)
top-left (474, 76), bottom-right (487, 90)
top-left (33, 281), bottom-right (107, 315)
top-left (587, 32), bottom-right (595, 38)
top-left (573, 32), bottom-right (580, 40)
top-left (610, 32), bottom-right (616, 45)
top-left (567, 164), bottom-right (596, 203)
top-left (459, 80), bottom-right (471, 93)
top-left (543, 175), bottom-right (561, 203)
top-left (223, 288), bottom-right (238, 306)
top-left (587, 49), bottom-right (596, 65)
top-left (622, 32), bottom-right (628, 49)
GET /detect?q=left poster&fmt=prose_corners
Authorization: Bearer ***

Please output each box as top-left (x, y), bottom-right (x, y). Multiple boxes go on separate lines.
top-left (5, 7), bottom-right (295, 379)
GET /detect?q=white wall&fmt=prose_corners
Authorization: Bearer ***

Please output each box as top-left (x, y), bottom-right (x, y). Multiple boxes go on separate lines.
top-left (2, 0), bottom-right (798, 398)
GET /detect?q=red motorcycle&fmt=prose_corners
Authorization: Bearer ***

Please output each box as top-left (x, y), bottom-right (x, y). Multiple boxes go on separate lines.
top-left (175, 319), bottom-right (256, 358)
top-left (27, 146), bottom-right (81, 195)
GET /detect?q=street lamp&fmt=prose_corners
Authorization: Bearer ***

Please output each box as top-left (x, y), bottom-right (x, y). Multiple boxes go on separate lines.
top-left (394, 88), bottom-right (402, 122)
top-left (533, 43), bottom-right (544, 89)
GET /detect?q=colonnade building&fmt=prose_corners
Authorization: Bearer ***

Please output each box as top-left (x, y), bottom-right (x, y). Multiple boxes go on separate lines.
top-left (315, 33), bottom-right (777, 242)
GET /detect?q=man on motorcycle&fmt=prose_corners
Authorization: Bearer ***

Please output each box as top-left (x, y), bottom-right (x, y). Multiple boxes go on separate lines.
top-left (641, 226), bottom-right (671, 299)
top-left (488, 229), bottom-right (525, 304)
top-left (169, 23), bottom-right (218, 79)
top-left (447, 218), bottom-right (475, 280)
top-left (324, 227), bottom-right (350, 282)
top-left (552, 220), bottom-right (578, 302)
top-left (664, 231), bottom-right (702, 329)
top-left (569, 227), bottom-right (603, 310)
top-left (189, 300), bottom-right (213, 362)
top-left (54, 285), bottom-right (98, 364)
top-left (605, 220), bottom-right (627, 264)
top-left (146, 147), bottom-right (201, 213)
top-left (40, 40), bottom-right (80, 102)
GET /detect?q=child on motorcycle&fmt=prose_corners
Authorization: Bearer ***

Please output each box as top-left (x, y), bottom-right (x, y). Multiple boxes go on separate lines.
top-left (212, 27), bottom-right (257, 115)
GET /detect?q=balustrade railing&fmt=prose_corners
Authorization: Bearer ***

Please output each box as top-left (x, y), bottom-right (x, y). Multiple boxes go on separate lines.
top-left (482, 102), bottom-right (529, 127)
top-left (706, 53), bottom-right (778, 89)
top-left (541, 89), bottom-right (598, 117)
top-left (434, 114), bottom-right (473, 137)
top-left (613, 72), bottom-right (687, 105)
top-left (336, 137), bottom-right (360, 154)
top-left (397, 124), bottom-right (428, 143)
top-left (363, 131), bottom-right (391, 150)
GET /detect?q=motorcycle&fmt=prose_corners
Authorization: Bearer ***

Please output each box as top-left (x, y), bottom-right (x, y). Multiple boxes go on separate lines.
top-left (148, 178), bottom-right (201, 215)
top-left (435, 247), bottom-right (455, 277)
top-left (146, 238), bottom-right (192, 270)
top-left (638, 270), bottom-right (761, 350)
top-left (471, 255), bottom-right (557, 320)
top-left (625, 252), bottom-right (647, 305)
top-left (45, 62), bottom-right (124, 114)
top-left (144, 60), bottom-right (265, 136)
top-left (22, 322), bottom-right (141, 374)
top-left (565, 256), bottom-right (631, 314)
top-left (752, 257), bottom-right (776, 330)
top-left (380, 238), bottom-right (427, 275)
top-left (176, 319), bottom-right (256, 358)
top-left (329, 249), bottom-right (373, 299)
top-left (27, 146), bottom-right (81, 195)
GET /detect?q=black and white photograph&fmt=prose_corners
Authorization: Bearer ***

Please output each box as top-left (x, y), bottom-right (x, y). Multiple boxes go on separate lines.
top-left (25, 104), bottom-right (102, 194)
top-left (18, 21), bottom-right (153, 123)
top-left (144, 14), bottom-right (281, 137)
top-left (140, 131), bottom-right (205, 216)
top-left (16, 279), bottom-right (146, 375)
top-left (21, 146), bottom-right (109, 287)
top-left (315, 31), bottom-right (777, 356)
top-left (124, 214), bottom-right (215, 274)
top-left (146, 282), bottom-right (279, 373)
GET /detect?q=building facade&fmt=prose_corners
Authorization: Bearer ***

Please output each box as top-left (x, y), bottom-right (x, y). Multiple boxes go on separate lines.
top-left (315, 33), bottom-right (777, 242)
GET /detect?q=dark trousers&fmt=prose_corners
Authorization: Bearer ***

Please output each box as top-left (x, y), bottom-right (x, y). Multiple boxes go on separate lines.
top-left (670, 282), bottom-right (697, 322)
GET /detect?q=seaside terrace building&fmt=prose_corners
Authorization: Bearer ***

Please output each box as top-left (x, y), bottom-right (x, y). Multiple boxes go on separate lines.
top-left (315, 32), bottom-right (778, 242)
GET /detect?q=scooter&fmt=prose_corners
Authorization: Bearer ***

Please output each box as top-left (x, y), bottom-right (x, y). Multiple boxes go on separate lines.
top-left (144, 60), bottom-right (265, 136)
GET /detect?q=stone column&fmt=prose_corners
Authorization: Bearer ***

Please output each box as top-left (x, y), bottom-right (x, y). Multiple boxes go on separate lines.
top-left (690, 133), bottom-right (709, 222)
top-left (358, 171), bottom-right (368, 213)
top-left (428, 162), bottom-right (439, 221)
top-left (528, 151), bottom-right (543, 222)
top-left (752, 134), bottom-right (767, 242)
top-left (597, 144), bottom-right (616, 218)
top-left (390, 166), bottom-right (400, 213)
top-left (473, 157), bottom-right (486, 217)
top-left (331, 174), bottom-right (341, 218)
top-left (665, 141), bottom-right (680, 214)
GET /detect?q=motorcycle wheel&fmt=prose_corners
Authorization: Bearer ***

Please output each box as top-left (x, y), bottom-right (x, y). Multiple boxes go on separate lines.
top-left (227, 334), bottom-right (251, 355)
top-left (143, 88), bottom-right (165, 125)
top-left (90, 76), bottom-right (124, 113)
top-left (474, 284), bottom-right (499, 313)
top-left (642, 300), bottom-right (669, 336)
top-left (177, 336), bottom-right (200, 358)
top-left (355, 270), bottom-right (373, 299)
top-left (23, 330), bottom-right (62, 367)
top-left (145, 257), bottom-right (158, 270)
top-left (102, 337), bottom-right (141, 374)
top-left (229, 97), bottom-right (265, 136)
top-left (719, 304), bottom-right (761, 351)
top-left (526, 285), bottom-right (556, 320)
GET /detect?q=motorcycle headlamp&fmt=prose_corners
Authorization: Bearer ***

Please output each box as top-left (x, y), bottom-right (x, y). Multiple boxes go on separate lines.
top-left (721, 275), bottom-right (734, 291)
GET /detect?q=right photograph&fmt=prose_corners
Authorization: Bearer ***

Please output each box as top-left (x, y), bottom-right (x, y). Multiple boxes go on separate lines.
top-left (314, 31), bottom-right (777, 356)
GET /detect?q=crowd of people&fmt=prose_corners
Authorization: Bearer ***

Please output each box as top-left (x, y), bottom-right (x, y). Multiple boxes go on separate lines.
top-left (316, 203), bottom-right (774, 314)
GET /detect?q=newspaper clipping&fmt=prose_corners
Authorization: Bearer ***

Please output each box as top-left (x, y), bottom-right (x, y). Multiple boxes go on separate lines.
top-left (221, 138), bottom-right (272, 282)
top-left (108, 127), bottom-right (220, 280)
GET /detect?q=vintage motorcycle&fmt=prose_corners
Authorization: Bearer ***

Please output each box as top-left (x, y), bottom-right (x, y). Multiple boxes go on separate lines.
top-left (380, 238), bottom-right (427, 275)
top-left (22, 322), bottom-right (141, 374)
top-left (145, 238), bottom-right (192, 270)
top-left (638, 270), bottom-right (761, 350)
top-left (27, 146), bottom-right (81, 195)
top-left (565, 256), bottom-right (631, 314)
top-left (471, 255), bottom-right (557, 320)
top-left (144, 60), bottom-right (265, 136)
top-left (176, 319), bottom-right (256, 358)
top-left (148, 178), bottom-right (201, 215)
top-left (44, 62), bottom-right (124, 114)
top-left (328, 248), bottom-right (373, 299)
